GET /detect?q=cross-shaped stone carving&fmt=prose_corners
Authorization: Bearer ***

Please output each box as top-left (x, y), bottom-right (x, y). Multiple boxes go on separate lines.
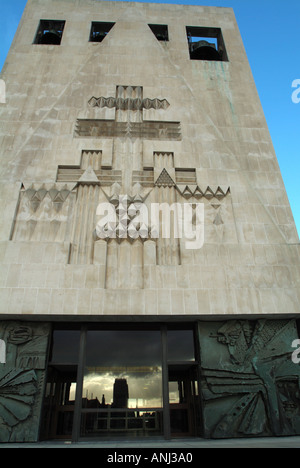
top-left (74, 85), bottom-right (181, 140)
top-left (12, 84), bottom-right (231, 273)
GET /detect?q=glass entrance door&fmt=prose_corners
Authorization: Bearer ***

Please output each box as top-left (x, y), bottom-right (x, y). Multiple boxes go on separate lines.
top-left (168, 364), bottom-right (199, 436)
top-left (40, 365), bottom-right (77, 439)
top-left (41, 324), bottom-right (202, 441)
top-left (40, 329), bottom-right (80, 440)
top-left (80, 329), bottom-right (164, 438)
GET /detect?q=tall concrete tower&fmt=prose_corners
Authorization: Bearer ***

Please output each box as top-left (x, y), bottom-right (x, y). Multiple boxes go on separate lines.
top-left (0, 0), bottom-right (299, 443)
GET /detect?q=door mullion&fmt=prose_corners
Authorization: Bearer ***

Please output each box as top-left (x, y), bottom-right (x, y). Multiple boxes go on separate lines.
top-left (72, 325), bottom-right (87, 442)
top-left (161, 325), bottom-right (171, 440)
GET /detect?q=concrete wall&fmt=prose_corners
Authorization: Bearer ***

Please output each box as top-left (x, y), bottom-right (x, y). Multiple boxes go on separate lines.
top-left (0, 0), bottom-right (299, 319)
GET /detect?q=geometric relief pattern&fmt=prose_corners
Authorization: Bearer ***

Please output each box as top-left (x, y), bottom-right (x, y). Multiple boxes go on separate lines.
top-left (56, 150), bottom-right (122, 185)
top-left (176, 185), bottom-right (230, 201)
top-left (76, 85), bottom-right (181, 141)
top-left (132, 152), bottom-right (234, 263)
top-left (0, 321), bottom-right (50, 442)
top-left (88, 95), bottom-right (170, 111)
top-left (74, 119), bottom-right (181, 140)
top-left (175, 186), bottom-right (233, 243)
top-left (57, 167), bottom-right (122, 185)
top-left (95, 189), bottom-right (151, 244)
top-left (10, 183), bottom-right (76, 242)
top-left (10, 150), bottom-right (123, 264)
top-left (199, 319), bottom-right (300, 438)
top-left (89, 86), bottom-right (170, 111)
top-left (136, 163), bottom-right (232, 243)
top-left (154, 168), bottom-right (176, 187)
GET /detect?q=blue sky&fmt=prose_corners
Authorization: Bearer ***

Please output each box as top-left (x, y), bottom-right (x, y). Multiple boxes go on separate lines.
top-left (0, 0), bottom-right (299, 237)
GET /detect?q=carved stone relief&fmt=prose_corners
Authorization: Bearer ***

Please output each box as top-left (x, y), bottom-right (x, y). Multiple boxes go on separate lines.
top-left (11, 183), bottom-right (76, 242)
top-left (132, 152), bottom-right (234, 263)
top-left (75, 85), bottom-right (181, 140)
top-left (0, 321), bottom-right (50, 442)
top-left (199, 319), bottom-right (300, 438)
top-left (75, 118), bottom-right (181, 140)
top-left (88, 94), bottom-right (170, 112)
top-left (95, 183), bottom-right (151, 288)
top-left (10, 85), bottom-right (236, 272)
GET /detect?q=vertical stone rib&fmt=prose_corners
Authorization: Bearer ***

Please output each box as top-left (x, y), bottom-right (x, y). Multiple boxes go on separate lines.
top-left (68, 149), bottom-right (102, 264)
top-left (71, 184), bottom-right (99, 265)
top-left (69, 185), bottom-right (93, 264)
top-left (106, 242), bottom-right (118, 289)
top-left (79, 185), bottom-right (91, 264)
top-left (155, 186), bottom-right (180, 266)
top-left (69, 185), bottom-right (82, 264)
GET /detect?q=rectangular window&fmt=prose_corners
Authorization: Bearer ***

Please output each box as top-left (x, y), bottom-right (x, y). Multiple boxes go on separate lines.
top-left (186, 26), bottom-right (228, 61)
top-left (34, 19), bottom-right (65, 45)
top-left (49, 330), bottom-right (81, 364)
top-left (148, 24), bottom-right (169, 41)
top-left (89, 22), bottom-right (115, 42)
top-left (167, 329), bottom-right (195, 361)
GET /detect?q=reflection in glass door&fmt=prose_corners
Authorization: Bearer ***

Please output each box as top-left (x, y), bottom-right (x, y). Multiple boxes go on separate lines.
top-left (41, 325), bottom-right (202, 441)
top-left (80, 330), bottom-right (164, 438)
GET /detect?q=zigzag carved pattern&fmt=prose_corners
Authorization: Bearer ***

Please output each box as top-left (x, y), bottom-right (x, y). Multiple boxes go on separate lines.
top-left (176, 185), bottom-right (230, 200)
top-left (88, 96), bottom-right (170, 110)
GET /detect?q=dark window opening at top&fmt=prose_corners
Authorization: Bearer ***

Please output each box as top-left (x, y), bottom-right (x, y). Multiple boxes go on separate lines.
top-left (148, 24), bottom-right (169, 41)
top-left (89, 22), bottom-right (115, 42)
top-left (34, 20), bottom-right (65, 45)
top-left (186, 26), bottom-right (228, 61)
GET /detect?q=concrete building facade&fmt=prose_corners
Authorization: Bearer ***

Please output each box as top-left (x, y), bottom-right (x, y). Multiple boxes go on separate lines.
top-left (0, 0), bottom-right (300, 442)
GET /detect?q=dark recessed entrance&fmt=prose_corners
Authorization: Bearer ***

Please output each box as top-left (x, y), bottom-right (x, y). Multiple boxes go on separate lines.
top-left (41, 364), bottom-right (77, 439)
top-left (169, 364), bottom-right (199, 437)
